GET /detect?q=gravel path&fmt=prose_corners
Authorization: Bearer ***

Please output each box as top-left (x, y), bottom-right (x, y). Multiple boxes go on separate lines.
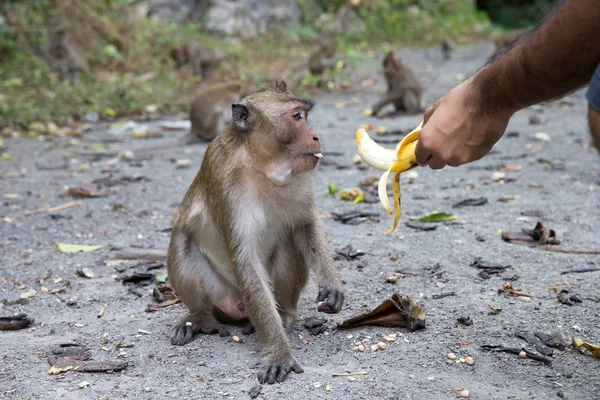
top-left (1, 42), bottom-right (599, 400)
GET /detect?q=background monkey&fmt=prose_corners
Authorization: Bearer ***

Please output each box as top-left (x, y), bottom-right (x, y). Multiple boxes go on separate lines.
top-left (308, 40), bottom-right (337, 76)
top-left (47, 27), bottom-right (88, 84)
top-left (167, 81), bottom-right (345, 384)
top-left (441, 38), bottom-right (455, 61)
top-left (170, 43), bottom-right (225, 80)
top-left (371, 51), bottom-right (423, 116)
top-left (189, 81), bottom-right (251, 141)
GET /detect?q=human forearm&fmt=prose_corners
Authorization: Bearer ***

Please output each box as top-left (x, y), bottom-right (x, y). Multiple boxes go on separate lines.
top-left (474, 0), bottom-right (600, 115)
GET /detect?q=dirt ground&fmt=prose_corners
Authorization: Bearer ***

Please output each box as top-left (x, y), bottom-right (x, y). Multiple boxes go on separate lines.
top-left (1, 42), bottom-right (599, 400)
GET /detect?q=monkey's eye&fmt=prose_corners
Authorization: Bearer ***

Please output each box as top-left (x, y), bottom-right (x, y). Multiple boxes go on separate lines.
top-left (292, 110), bottom-right (305, 121)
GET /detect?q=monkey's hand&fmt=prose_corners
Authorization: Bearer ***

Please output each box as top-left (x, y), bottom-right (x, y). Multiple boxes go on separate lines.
top-left (316, 284), bottom-right (344, 313)
top-left (258, 356), bottom-right (304, 384)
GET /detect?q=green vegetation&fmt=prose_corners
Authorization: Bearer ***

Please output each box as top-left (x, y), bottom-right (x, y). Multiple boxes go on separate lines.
top-left (0, 0), bottom-right (493, 129)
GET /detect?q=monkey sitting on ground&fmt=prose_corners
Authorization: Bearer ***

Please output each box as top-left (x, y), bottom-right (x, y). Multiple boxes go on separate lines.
top-left (170, 43), bottom-right (225, 80)
top-left (167, 81), bottom-right (345, 384)
top-left (189, 81), bottom-right (251, 142)
top-left (47, 27), bottom-right (88, 84)
top-left (308, 40), bottom-right (337, 76)
top-left (371, 51), bottom-right (423, 116)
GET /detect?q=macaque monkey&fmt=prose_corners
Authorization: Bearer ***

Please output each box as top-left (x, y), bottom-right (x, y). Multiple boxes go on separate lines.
top-left (441, 38), bottom-right (455, 60)
top-left (167, 81), bottom-right (345, 384)
top-left (371, 51), bottom-right (423, 116)
top-left (170, 43), bottom-right (225, 80)
top-left (189, 81), bottom-right (251, 141)
top-left (308, 40), bottom-right (337, 76)
top-left (47, 27), bottom-right (88, 84)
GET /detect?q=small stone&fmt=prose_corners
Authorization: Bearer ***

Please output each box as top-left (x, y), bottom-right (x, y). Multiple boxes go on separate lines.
top-left (386, 275), bottom-right (398, 284)
top-left (3, 193), bottom-right (19, 199)
top-left (519, 296), bottom-right (532, 302)
top-left (370, 344), bottom-right (378, 352)
top-left (405, 170), bottom-right (418, 182)
top-left (325, 384), bottom-right (331, 392)
top-left (384, 336), bottom-right (395, 342)
top-left (459, 389), bottom-right (470, 398)
top-left (76, 268), bottom-right (94, 279)
top-left (376, 126), bottom-right (387, 135)
top-left (529, 113), bottom-right (541, 125)
top-left (363, 109), bottom-right (373, 117)
top-left (533, 132), bottom-right (550, 142)
top-left (457, 316), bottom-right (472, 326)
top-left (78, 381), bottom-right (90, 389)
top-left (313, 382), bottom-right (322, 388)
top-left (389, 251), bottom-right (399, 261)
top-left (176, 159), bottom-right (191, 169)
top-left (465, 356), bottom-right (474, 366)
top-left (19, 289), bottom-right (37, 299)
top-left (348, 376), bottom-right (357, 382)
top-left (232, 336), bottom-right (240, 342)
top-left (492, 171), bottom-right (505, 181)
top-left (519, 351), bottom-right (527, 359)
top-left (377, 342), bottom-right (386, 350)
top-left (447, 352), bottom-right (457, 360)
top-left (356, 344), bottom-right (365, 352)
top-left (138, 329), bottom-right (151, 335)
top-left (119, 150), bottom-right (135, 160)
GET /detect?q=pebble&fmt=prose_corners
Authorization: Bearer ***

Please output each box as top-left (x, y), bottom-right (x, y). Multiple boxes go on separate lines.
top-left (348, 377), bottom-right (357, 382)
top-left (384, 336), bottom-right (395, 342)
top-left (405, 170), bottom-right (418, 182)
top-left (176, 159), bottom-right (191, 169)
top-left (534, 132), bottom-right (550, 142)
top-left (119, 150), bottom-right (135, 160)
top-left (356, 344), bottom-right (365, 352)
top-left (519, 351), bottom-right (527, 359)
top-left (370, 344), bottom-right (378, 352)
top-left (459, 389), bottom-right (470, 398)
top-left (519, 296), bottom-right (532, 302)
top-left (465, 356), bottom-right (474, 366)
top-left (232, 336), bottom-right (240, 343)
top-left (447, 352), bottom-right (457, 361)
top-left (492, 171), bottom-right (505, 181)
top-left (377, 342), bottom-right (386, 350)
top-left (386, 275), bottom-right (398, 284)
top-left (529, 113), bottom-right (541, 124)
top-left (78, 381), bottom-right (90, 389)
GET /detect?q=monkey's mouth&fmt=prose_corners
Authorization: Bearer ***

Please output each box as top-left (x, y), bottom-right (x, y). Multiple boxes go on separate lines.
top-left (313, 153), bottom-right (323, 159)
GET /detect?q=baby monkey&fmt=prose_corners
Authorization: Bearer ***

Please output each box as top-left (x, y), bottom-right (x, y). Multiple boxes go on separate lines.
top-left (167, 81), bottom-right (345, 384)
top-left (371, 51), bottom-right (423, 116)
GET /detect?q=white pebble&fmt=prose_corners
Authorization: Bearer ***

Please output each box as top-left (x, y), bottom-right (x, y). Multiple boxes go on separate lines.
top-left (232, 336), bottom-right (240, 342)
top-left (377, 342), bottom-right (387, 350)
top-left (447, 352), bottom-right (457, 361)
top-left (460, 389), bottom-right (470, 398)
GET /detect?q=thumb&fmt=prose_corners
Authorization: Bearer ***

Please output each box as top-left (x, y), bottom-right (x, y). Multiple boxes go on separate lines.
top-left (415, 105), bottom-right (437, 166)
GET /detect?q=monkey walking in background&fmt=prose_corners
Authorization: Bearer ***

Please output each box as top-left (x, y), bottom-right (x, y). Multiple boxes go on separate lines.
top-left (167, 81), bottom-right (345, 384)
top-left (441, 38), bottom-right (455, 61)
top-left (371, 51), bottom-right (423, 116)
top-left (188, 81), bottom-right (251, 142)
top-left (308, 40), bottom-right (337, 76)
top-left (170, 43), bottom-right (226, 80)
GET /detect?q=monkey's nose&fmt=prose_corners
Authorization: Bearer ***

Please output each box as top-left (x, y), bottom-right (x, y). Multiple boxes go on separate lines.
top-left (313, 136), bottom-right (319, 141)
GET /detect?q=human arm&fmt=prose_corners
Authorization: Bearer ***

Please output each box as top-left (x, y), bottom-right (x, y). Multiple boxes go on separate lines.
top-left (415, 0), bottom-right (600, 169)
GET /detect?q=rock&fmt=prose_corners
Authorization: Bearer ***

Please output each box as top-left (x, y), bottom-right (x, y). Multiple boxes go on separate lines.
top-left (459, 389), bottom-right (470, 398)
top-left (519, 351), bottom-right (527, 359)
top-left (232, 336), bottom-right (240, 342)
top-left (447, 352), bottom-right (457, 360)
top-left (303, 317), bottom-right (327, 335)
top-left (529, 113), bottom-right (541, 125)
top-left (376, 342), bottom-right (386, 350)
top-left (204, 0), bottom-right (300, 40)
top-left (533, 132), bottom-right (550, 143)
top-left (249, 384), bottom-right (262, 399)
top-left (176, 159), bottom-right (191, 169)
top-left (465, 356), bottom-right (474, 366)
top-left (457, 315), bottom-right (472, 326)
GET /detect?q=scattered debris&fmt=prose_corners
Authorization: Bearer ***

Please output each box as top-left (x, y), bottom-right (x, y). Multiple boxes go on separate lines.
top-left (55, 243), bottom-right (106, 254)
top-left (0, 314), bottom-right (34, 331)
top-left (337, 293), bottom-right (426, 331)
top-left (431, 292), bottom-right (456, 300)
top-left (572, 337), bottom-right (600, 358)
top-left (457, 316), bottom-right (472, 326)
top-left (340, 187), bottom-right (365, 203)
top-left (516, 332), bottom-right (554, 356)
top-left (249, 385), bottom-right (263, 399)
top-left (76, 268), bottom-right (95, 279)
top-left (332, 371), bottom-right (368, 377)
top-left (560, 268), bottom-right (600, 275)
top-left (556, 289), bottom-right (582, 306)
top-left (470, 258), bottom-right (511, 275)
top-left (47, 345), bottom-right (127, 373)
top-left (481, 344), bottom-right (551, 363)
top-left (108, 247), bottom-right (167, 261)
top-left (147, 284), bottom-right (180, 312)
top-left (303, 317), bottom-right (327, 335)
top-left (452, 197), bottom-right (487, 208)
top-left (334, 245), bottom-right (365, 261)
top-left (330, 211), bottom-right (379, 225)
top-left (121, 272), bottom-right (155, 286)
top-left (405, 221), bottom-right (438, 231)
top-left (66, 187), bottom-right (114, 198)
top-left (498, 282), bottom-right (532, 298)
top-left (416, 212), bottom-right (458, 223)
top-left (502, 222), bottom-right (600, 254)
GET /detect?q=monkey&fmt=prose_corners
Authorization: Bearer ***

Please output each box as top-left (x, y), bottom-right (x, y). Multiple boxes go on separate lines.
top-left (170, 43), bottom-right (226, 80)
top-left (308, 40), bottom-right (337, 76)
top-left (167, 80), bottom-right (345, 384)
top-left (189, 81), bottom-right (252, 142)
top-left (46, 27), bottom-right (88, 84)
top-left (441, 38), bottom-right (455, 61)
top-left (371, 51), bottom-right (423, 116)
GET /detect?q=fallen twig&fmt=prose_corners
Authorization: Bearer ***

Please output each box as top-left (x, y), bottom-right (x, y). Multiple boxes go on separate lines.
top-left (561, 268), bottom-right (600, 275)
top-left (23, 201), bottom-right (84, 216)
top-left (331, 371), bottom-right (368, 377)
top-left (481, 344), bottom-right (552, 363)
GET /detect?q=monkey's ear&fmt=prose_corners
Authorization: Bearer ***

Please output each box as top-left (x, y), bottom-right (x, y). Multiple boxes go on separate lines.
top-left (232, 102), bottom-right (250, 131)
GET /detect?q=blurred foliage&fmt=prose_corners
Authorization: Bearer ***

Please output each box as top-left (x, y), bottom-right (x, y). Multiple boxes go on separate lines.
top-left (477, 0), bottom-right (558, 29)
top-left (0, 0), bottom-right (495, 129)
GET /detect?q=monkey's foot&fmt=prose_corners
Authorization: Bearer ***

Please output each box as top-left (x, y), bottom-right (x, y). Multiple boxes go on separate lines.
top-left (316, 285), bottom-right (344, 314)
top-left (257, 358), bottom-right (304, 384)
top-left (171, 320), bottom-right (230, 345)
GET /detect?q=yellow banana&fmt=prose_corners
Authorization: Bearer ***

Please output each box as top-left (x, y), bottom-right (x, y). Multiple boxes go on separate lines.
top-left (355, 121), bottom-right (423, 233)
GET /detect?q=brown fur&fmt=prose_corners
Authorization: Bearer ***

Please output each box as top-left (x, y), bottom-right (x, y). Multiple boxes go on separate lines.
top-left (441, 39), bottom-right (455, 60)
top-left (189, 81), bottom-right (251, 141)
top-left (171, 43), bottom-right (225, 80)
top-left (371, 51), bottom-right (423, 115)
top-left (308, 41), bottom-right (337, 76)
top-left (588, 104), bottom-right (600, 151)
top-left (47, 27), bottom-right (88, 84)
top-left (167, 80), bottom-right (344, 384)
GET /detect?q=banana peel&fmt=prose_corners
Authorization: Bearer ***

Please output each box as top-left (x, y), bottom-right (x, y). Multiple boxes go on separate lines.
top-left (572, 337), bottom-right (600, 358)
top-left (355, 121), bottom-right (423, 233)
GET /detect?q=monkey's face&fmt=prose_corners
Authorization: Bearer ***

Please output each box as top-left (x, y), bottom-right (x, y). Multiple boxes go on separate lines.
top-left (277, 102), bottom-right (322, 172)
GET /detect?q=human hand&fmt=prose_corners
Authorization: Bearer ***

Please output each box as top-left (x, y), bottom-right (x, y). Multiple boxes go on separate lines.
top-left (414, 77), bottom-right (515, 169)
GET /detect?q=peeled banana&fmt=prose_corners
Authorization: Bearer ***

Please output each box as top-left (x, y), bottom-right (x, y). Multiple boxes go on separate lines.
top-left (355, 121), bottom-right (423, 233)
